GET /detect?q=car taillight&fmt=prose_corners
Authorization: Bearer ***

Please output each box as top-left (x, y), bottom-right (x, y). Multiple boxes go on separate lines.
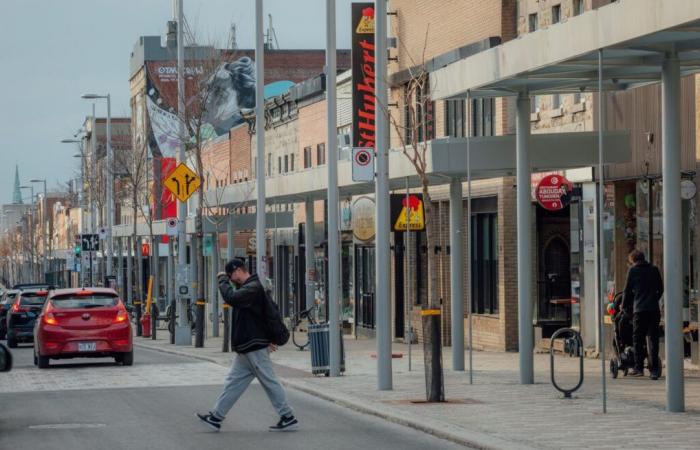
top-left (115, 309), bottom-right (128, 323)
top-left (44, 312), bottom-right (58, 325)
top-left (11, 302), bottom-right (25, 313)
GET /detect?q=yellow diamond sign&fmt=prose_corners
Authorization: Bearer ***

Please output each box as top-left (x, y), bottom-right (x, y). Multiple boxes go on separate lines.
top-left (163, 163), bottom-right (201, 202)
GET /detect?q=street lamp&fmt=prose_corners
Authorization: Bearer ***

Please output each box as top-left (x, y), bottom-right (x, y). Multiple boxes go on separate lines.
top-left (62, 138), bottom-right (87, 287)
top-left (19, 185), bottom-right (36, 280)
top-left (30, 179), bottom-right (48, 282)
top-left (82, 93), bottom-right (113, 280)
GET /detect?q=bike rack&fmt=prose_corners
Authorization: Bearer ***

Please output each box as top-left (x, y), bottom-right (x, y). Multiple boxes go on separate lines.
top-left (550, 327), bottom-right (584, 399)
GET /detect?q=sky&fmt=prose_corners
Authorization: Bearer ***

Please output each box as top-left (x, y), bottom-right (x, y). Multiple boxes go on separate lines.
top-left (0, 0), bottom-right (356, 205)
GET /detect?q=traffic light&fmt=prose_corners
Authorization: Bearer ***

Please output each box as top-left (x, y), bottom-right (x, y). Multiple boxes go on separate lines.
top-left (74, 244), bottom-right (81, 256)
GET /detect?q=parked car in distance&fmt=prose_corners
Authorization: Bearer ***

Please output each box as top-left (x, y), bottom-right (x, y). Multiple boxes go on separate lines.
top-left (0, 289), bottom-right (20, 340)
top-left (12, 283), bottom-right (50, 291)
top-left (6, 289), bottom-right (48, 348)
top-left (34, 288), bottom-right (133, 369)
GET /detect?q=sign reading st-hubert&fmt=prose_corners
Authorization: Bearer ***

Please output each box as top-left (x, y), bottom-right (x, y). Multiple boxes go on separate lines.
top-left (164, 162), bottom-right (201, 202)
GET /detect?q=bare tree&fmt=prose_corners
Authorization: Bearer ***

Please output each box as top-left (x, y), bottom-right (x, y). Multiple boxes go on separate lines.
top-left (382, 26), bottom-right (445, 402)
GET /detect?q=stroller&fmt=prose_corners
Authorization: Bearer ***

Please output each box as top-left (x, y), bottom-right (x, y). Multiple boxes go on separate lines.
top-left (609, 292), bottom-right (662, 379)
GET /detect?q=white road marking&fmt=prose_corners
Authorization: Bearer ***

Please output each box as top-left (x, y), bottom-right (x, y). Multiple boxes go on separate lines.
top-left (28, 423), bottom-right (107, 430)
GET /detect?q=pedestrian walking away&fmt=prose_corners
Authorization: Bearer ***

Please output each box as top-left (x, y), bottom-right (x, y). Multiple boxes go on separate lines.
top-left (621, 249), bottom-right (664, 380)
top-left (196, 257), bottom-right (298, 432)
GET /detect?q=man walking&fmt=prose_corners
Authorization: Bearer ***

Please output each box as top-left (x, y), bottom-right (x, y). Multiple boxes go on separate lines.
top-left (196, 257), bottom-right (298, 431)
top-left (622, 250), bottom-right (664, 379)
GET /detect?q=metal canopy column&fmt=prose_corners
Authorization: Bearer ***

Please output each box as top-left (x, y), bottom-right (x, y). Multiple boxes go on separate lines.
top-left (516, 92), bottom-right (534, 384)
top-left (662, 51), bottom-right (685, 413)
top-left (304, 198), bottom-right (315, 310)
top-left (450, 178), bottom-right (464, 371)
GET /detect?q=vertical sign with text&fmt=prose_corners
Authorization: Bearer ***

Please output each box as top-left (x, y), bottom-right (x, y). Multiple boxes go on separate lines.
top-left (352, 3), bottom-right (376, 150)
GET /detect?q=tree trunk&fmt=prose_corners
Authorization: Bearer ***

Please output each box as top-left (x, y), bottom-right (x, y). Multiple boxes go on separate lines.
top-left (420, 186), bottom-right (445, 402)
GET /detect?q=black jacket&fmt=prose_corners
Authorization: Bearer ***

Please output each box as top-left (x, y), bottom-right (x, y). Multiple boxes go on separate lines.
top-left (622, 261), bottom-right (664, 313)
top-left (217, 273), bottom-right (269, 353)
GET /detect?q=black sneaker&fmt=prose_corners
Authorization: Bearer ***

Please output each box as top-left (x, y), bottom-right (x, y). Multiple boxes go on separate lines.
top-left (196, 412), bottom-right (222, 432)
top-left (269, 415), bottom-right (298, 432)
top-left (628, 369), bottom-right (644, 377)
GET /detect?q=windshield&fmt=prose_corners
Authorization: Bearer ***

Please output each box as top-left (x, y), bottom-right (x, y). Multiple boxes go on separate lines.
top-left (51, 294), bottom-right (119, 309)
top-left (19, 294), bottom-right (48, 306)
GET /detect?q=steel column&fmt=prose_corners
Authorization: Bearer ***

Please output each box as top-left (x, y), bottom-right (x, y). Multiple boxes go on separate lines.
top-left (211, 232), bottom-right (220, 337)
top-left (597, 48), bottom-right (608, 414)
top-left (304, 198), bottom-right (316, 310)
top-left (449, 178), bottom-right (464, 371)
top-left (255, 0), bottom-right (267, 282)
top-left (662, 52), bottom-right (684, 413)
top-left (375, 0), bottom-right (392, 391)
top-left (516, 93), bottom-right (534, 384)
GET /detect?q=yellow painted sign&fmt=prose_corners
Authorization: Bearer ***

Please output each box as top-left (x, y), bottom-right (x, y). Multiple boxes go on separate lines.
top-left (393, 195), bottom-right (425, 231)
top-left (163, 163), bottom-right (201, 202)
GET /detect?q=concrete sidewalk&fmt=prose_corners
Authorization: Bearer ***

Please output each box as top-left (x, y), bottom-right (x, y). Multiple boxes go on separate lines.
top-left (133, 331), bottom-right (700, 449)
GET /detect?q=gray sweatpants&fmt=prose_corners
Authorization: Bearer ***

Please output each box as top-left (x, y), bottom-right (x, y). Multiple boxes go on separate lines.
top-left (212, 347), bottom-right (293, 419)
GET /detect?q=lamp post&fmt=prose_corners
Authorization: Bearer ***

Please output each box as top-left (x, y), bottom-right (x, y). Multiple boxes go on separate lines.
top-left (62, 138), bottom-right (86, 286)
top-left (82, 93), bottom-right (113, 281)
top-left (19, 186), bottom-right (36, 281)
top-left (29, 179), bottom-right (48, 282)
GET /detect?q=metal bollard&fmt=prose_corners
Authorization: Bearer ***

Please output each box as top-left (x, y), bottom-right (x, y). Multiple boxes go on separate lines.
top-left (550, 327), bottom-right (584, 399)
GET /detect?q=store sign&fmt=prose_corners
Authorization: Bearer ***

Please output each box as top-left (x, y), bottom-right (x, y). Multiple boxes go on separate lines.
top-left (681, 180), bottom-right (696, 200)
top-left (352, 196), bottom-right (375, 242)
top-left (390, 194), bottom-right (425, 231)
top-left (351, 3), bottom-right (375, 150)
top-left (535, 174), bottom-right (573, 211)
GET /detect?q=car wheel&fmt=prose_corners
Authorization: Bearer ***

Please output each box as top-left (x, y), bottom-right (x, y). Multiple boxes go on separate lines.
top-left (37, 354), bottom-right (50, 369)
top-left (7, 335), bottom-right (17, 348)
top-left (33, 352), bottom-right (38, 366)
top-left (117, 351), bottom-right (134, 366)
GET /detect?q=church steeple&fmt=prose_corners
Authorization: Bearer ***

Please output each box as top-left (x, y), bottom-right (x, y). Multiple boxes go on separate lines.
top-left (12, 165), bottom-right (22, 204)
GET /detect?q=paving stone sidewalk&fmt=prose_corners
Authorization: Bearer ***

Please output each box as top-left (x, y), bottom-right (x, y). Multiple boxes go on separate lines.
top-left (134, 331), bottom-right (700, 449)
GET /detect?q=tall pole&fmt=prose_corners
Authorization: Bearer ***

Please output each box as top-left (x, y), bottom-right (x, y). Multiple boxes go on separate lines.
top-left (42, 180), bottom-right (47, 282)
top-left (662, 51), bottom-right (684, 413)
top-left (375, 0), bottom-right (392, 390)
top-left (174, 0), bottom-right (190, 345)
top-left (597, 49), bottom-right (608, 414)
top-left (467, 91), bottom-right (473, 384)
top-left (106, 94), bottom-right (113, 279)
top-left (255, 0), bottom-right (266, 282)
top-left (326, 0), bottom-right (340, 377)
top-left (91, 104), bottom-right (97, 286)
top-left (450, 177), bottom-right (464, 371)
top-left (516, 91), bottom-right (534, 385)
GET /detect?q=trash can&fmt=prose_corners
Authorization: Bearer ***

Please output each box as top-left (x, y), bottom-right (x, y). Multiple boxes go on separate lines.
top-left (309, 323), bottom-right (345, 376)
top-left (140, 313), bottom-right (151, 338)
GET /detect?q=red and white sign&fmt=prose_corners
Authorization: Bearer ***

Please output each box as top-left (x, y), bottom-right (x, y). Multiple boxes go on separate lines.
top-left (535, 174), bottom-right (573, 211)
top-left (352, 147), bottom-right (374, 182)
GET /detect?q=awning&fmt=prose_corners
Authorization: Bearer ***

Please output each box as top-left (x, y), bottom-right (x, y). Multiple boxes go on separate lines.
top-left (430, 0), bottom-right (700, 99)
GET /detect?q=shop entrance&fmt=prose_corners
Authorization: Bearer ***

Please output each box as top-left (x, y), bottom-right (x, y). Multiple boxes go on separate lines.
top-left (536, 204), bottom-right (574, 339)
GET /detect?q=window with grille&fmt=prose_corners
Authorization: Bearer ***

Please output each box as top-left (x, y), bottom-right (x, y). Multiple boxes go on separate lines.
top-left (471, 206), bottom-right (499, 315)
top-left (471, 98), bottom-right (495, 137)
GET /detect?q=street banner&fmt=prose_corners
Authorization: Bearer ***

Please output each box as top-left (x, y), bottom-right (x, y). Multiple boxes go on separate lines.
top-left (351, 3), bottom-right (376, 149)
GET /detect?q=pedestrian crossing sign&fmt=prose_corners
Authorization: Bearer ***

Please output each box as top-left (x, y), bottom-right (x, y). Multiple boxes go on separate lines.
top-left (393, 195), bottom-right (425, 231)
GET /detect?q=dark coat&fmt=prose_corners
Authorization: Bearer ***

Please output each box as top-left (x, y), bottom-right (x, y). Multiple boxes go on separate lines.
top-left (217, 273), bottom-right (269, 353)
top-left (622, 261), bottom-right (664, 313)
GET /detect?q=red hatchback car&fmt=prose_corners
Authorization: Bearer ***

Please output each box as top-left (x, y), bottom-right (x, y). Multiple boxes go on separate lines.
top-left (34, 288), bottom-right (133, 368)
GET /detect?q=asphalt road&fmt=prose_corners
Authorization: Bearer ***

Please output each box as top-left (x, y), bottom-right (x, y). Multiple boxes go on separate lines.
top-left (1, 344), bottom-right (463, 450)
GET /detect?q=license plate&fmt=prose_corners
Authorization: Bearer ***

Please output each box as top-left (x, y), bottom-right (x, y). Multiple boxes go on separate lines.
top-left (78, 342), bottom-right (96, 352)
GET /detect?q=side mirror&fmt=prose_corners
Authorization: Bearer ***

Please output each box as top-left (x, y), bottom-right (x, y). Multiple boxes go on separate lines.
top-left (0, 343), bottom-right (12, 372)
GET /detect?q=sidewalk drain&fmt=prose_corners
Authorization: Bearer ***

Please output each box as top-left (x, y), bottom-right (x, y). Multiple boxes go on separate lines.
top-left (29, 423), bottom-right (107, 430)
top-left (383, 398), bottom-right (484, 405)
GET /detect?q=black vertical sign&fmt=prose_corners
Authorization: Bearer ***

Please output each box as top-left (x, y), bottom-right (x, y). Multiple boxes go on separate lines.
top-left (352, 3), bottom-right (376, 149)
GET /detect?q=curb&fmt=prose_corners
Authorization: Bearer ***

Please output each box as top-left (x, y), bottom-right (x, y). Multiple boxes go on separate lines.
top-left (134, 340), bottom-right (526, 450)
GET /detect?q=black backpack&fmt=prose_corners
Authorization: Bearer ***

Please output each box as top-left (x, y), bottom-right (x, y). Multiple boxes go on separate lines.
top-left (262, 289), bottom-right (290, 346)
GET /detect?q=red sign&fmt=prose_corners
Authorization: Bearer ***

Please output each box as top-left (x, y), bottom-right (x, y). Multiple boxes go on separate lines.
top-left (351, 3), bottom-right (375, 149)
top-left (535, 174), bottom-right (573, 211)
top-left (141, 243), bottom-right (151, 257)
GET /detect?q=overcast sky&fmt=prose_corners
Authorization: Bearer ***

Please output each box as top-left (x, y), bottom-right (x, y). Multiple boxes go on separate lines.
top-left (0, 0), bottom-right (355, 205)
